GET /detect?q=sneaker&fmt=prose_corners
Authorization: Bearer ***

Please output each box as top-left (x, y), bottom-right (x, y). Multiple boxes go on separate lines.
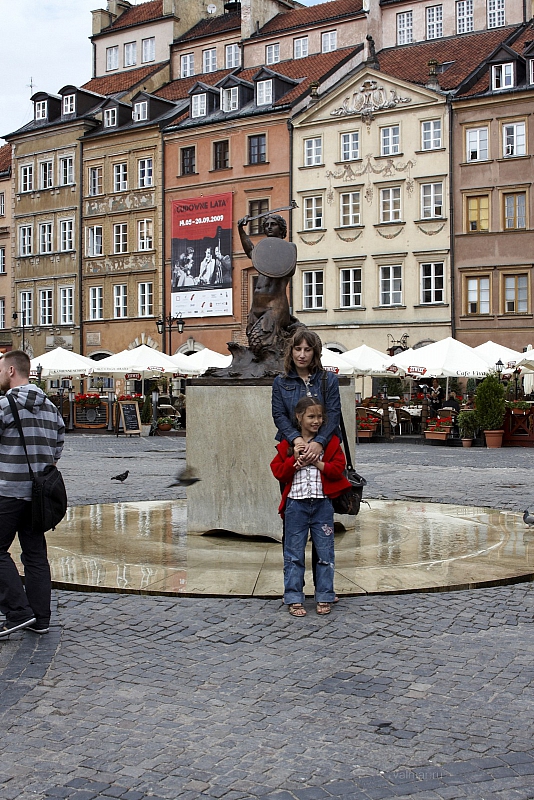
top-left (0, 617), bottom-right (37, 638)
top-left (27, 624), bottom-right (49, 634)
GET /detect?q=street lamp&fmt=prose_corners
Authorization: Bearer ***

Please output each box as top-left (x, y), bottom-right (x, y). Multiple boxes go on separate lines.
top-left (495, 359), bottom-right (504, 377)
top-left (156, 314), bottom-right (185, 354)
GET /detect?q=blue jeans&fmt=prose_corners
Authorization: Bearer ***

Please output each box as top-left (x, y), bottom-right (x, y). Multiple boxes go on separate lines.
top-left (283, 497), bottom-right (335, 604)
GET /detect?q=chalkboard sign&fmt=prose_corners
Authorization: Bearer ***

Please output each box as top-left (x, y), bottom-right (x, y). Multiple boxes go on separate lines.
top-left (118, 401), bottom-right (141, 436)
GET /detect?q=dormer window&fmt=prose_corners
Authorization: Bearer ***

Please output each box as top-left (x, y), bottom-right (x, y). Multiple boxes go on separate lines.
top-left (257, 80), bottom-right (272, 106)
top-left (104, 108), bottom-right (117, 127)
top-left (492, 62), bottom-right (514, 90)
top-left (192, 94), bottom-right (207, 118)
top-left (321, 31), bottom-right (337, 53)
top-left (221, 87), bottom-right (238, 112)
top-left (142, 37), bottom-right (155, 63)
top-left (133, 101), bottom-right (148, 122)
top-left (35, 100), bottom-right (47, 120)
top-left (203, 48), bottom-right (217, 73)
top-left (63, 94), bottom-right (75, 115)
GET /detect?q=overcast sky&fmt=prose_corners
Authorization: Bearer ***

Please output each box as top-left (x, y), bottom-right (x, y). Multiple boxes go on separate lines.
top-left (0, 0), bottom-right (323, 144)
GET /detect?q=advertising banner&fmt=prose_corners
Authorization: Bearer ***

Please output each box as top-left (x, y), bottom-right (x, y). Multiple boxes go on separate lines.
top-left (171, 193), bottom-right (233, 318)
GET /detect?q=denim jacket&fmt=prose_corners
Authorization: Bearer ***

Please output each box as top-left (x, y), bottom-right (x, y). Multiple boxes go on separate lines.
top-left (271, 368), bottom-right (341, 447)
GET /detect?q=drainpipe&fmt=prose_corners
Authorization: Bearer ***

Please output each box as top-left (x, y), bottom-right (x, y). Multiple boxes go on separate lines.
top-left (448, 94), bottom-right (456, 339)
top-left (287, 117), bottom-right (294, 315)
top-left (78, 135), bottom-right (84, 355)
top-left (161, 128), bottom-right (167, 352)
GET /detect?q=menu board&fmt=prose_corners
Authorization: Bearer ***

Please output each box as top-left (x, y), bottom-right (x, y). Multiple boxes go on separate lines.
top-left (118, 402), bottom-right (141, 436)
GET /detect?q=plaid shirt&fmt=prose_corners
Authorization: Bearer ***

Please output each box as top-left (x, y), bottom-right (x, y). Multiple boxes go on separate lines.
top-left (288, 452), bottom-right (325, 499)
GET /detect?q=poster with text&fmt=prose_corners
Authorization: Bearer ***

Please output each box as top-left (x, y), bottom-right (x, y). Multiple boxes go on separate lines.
top-left (171, 192), bottom-right (233, 318)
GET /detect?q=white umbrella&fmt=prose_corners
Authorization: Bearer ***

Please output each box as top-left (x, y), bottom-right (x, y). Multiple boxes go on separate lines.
top-left (519, 344), bottom-right (534, 395)
top-left (389, 337), bottom-right (489, 379)
top-left (473, 341), bottom-right (525, 370)
top-left (30, 347), bottom-right (95, 377)
top-left (320, 347), bottom-right (354, 375)
top-left (341, 344), bottom-right (392, 375)
top-left (94, 344), bottom-right (178, 375)
top-left (179, 348), bottom-right (232, 374)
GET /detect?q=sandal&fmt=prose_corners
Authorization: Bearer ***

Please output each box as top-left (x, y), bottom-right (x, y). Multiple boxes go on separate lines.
top-left (316, 602), bottom-right (332, 616)
top-left (288, 603), bottom-right (307, 617)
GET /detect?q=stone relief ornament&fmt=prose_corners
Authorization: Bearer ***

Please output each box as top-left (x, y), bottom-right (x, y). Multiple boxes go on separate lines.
top-left (326, 154), bottom-right (416, 206)
top-left (297, 233), bottom-right (326, 245)
top-left (417, 223), bottom-right (446, 236)
top-left (331, 80), bottom-right (412, 124)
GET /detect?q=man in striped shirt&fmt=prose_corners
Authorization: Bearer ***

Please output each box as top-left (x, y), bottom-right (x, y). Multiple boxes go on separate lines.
top-left (0, 350), bottom-right (65, 637)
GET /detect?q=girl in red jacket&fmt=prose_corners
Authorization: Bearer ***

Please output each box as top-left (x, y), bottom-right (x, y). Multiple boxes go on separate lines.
top-left (270, 396), bottom-right (351, 618)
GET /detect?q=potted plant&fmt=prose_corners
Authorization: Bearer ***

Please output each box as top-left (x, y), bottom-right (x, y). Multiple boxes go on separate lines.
top-left (156, 416), bottom-right (174, 431)
top-left (140, 394), bottom-right (153, 436)
top-left (457, 410), bottom-right (478, 447)
top-left (505, 400), bottom-right (531, 415)
top-left (474, 371), bottom-right (506, 448)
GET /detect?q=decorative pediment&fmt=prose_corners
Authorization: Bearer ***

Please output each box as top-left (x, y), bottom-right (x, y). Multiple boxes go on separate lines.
top-left (330, 79), bottom-right (411, 124)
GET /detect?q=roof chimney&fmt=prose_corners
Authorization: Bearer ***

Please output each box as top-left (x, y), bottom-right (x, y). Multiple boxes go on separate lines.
top-left (426, 59), bottom-right (441, 90)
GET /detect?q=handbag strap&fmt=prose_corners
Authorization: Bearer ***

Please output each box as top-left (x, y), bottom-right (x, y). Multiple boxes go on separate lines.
top-left (321, 370), bottom-right (354, 471)
top-left (6, 393), bottom-right (35, 479)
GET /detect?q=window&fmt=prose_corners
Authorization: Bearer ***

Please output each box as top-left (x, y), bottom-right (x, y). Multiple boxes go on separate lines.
top-left (192, 94), bottom-right (206, 118)
top-left (138, 219), bottom-right (153, 250)
top-left (457, 0), bottom-right (474, 33)
top-left (226, 43), bottom-right (240, 68)
top-left (530, 60), bottom-right (534, 85)
top-left (21, 165), bottom-right (33, 193)
top-left (60, 287), bottom-right (74, 324)
top-left (504, 192), bottom-right (526, 229)
top-left (114, 223), bottom-right (128, 254)
top-left (303, 270), bottom-right (324, 309)
top-left (203, 48), bottom-right (217, 73)
top-left (304, 137), bottom-right (322, 166)
top-left (39, 222), bottom-right (53, 254)
top-left (304, 196), bottom-right (323, 229)
top-left (87, 226), bottom-right (103, 256)
top-left (89, 166), bottom-right (102, 196)
top-left (0, 247), bottom-right (5, 273)
top-left (492, 63), bottom-right (514, 90)
top-left (504, 274), bottom-right (528, 312)
top-left (421, 262), bottom-right (444, 304)
top-left (59, 156), bottom-right (74, 186)
top-left (181, 147), bottom-right (196, 175)
top-left (39, 289), bottom-right (53, 325)
top-left (397, 11), bottom-right (413, 44)
top-left (20, 291), bottom-right (32, 326)
top-left (426, 5), bottom-right (443, 39)
top-left (467, 276), bottom-right (490, 313)
top-left (133, 101), bottom-right (148, 122)
top-left (113, 285), bottom-right (127, 318)
top-left (340, 192), bottom-right (361, 226)
top-left (104, 108), bottom-right (117, 128)
top-left (138, 282), bottom-right (153, 317)
top-left (466, 127), bottom-right (488, 161)
top-left (248, 199), bottom-right (269, 235)
top-left (113, 163), bottom-right (127, 192)
top-left (124, 41), bottom-right (137, 67)
top-left (322, 31), bottom-right (337, 52)
top-left (138, 158), bottom-right (153, 187)
top-left (381, 125), bottom-right (400, 156)
top-left (221, 87), bottom-right (238, 112)
top-left (214, 140), bottom-right (229, 170)
top-left (467, 195), bottom-right (489, 232)
top-left (421, 119), bottom-right (442, 150)
top-left (35, 100), bottom-right (47, 120)
top-left (60, 219), bottom-right (74, 251)
top-left (488, 0), bottom-right (505, 28)
top-left (19, 226), bottom-right (32, 256)
top-left (257, 80), bottom-right (272, 106)
top-left (249, 134), bottom-right (266, 164)
top-left (63, 94), bottom-right (75, 114)
top-left (340, 268), bottom-right (362, 307)
top-left (341, 131), bottom-right (359, 161)
top-left (40, 161), bottom-right (53, 190)
top-left (380, 187), bottom-right (401, 222)
top-left (181, 53), bottom-right (194, 77)
top-left (266, 43), bottom-right (280, 64)
top-left (0, 298), bottom-right (4, 329)
top-left (0, 192), bottom-right (4, 216)
top-left (106, 46), bottom-right (119, 71)
top-left (503, 122), bottom-right (525, 157)
top-left (142, 37), bottom-right (155, 63)
top-left (421, 182), bottom-right (443, 218)
top-left (380, 265), bottom-right (402, 305)
top-left (89, 286), bottom-right (103, 320)
top-left (294, 37), bottom-right (308, 59)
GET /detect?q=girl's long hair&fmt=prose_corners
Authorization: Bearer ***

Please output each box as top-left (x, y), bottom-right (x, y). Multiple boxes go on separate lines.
top-left (294, 396), bottom-right (326, 430)
top-left (284, 328), bottom-right (323, 375)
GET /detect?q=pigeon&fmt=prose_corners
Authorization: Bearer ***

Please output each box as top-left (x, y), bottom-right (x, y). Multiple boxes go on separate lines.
top-left (168, 466), bottom-right (201, 488)
top-left (111, 470), bottom-right (129, 483)
top-left (523, 509), bottom-right (534, 527)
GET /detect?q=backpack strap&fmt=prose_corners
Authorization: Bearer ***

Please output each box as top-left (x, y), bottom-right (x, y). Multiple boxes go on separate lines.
top-left (321, 370), bottom-right (354, 471)
top-left (6, 393), bottom-right (34, 479)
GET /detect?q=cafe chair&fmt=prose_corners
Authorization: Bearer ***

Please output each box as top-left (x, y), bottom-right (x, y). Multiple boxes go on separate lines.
top-left (394, 408), bottom-right (413, 435)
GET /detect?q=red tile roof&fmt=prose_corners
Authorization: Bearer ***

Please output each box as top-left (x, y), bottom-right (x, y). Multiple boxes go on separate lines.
top-left (258, 0), bottom-right (364, 36)
top-left (155, 68), bottom-right (236, 101)
top-left (99, 0), bottom-right (164, 33)
top-left (82, 63), bottom-right (167, 95)
top-left (176, 12), bottom-right (241, 43)
top-left (0, 143), bottom-right (11, 173)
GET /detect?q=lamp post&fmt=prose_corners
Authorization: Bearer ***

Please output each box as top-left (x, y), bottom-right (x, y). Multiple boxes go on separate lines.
top-left (513, 367), bottom-right (521, 400)
top-left (12, 311), bottom-right (25, 353)
top-left (495, 359), bottom-right (504, 378)
top-left (36, 364), bottom-right (43, 387)
top-left (156, 314), bottom-right (185, 355)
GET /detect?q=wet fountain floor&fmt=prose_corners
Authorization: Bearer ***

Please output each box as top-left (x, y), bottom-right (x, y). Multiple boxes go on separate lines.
top-left (14, 499), bottom-right (534, 596)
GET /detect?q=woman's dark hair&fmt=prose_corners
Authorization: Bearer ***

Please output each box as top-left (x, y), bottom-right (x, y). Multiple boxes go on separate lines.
top-left (284, 327), bottom-right (323, 375)
top-left (294, 396), bottom-right (325, 429)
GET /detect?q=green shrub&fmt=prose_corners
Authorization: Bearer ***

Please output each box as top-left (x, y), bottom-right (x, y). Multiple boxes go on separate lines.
top-left (474, 372), bottom-right (506, 431)
top-left (457, 410), bottom-right (478, 439)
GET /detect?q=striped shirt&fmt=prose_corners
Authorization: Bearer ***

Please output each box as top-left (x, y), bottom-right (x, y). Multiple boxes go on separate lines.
top-left (0, 384), bottom-right (65, 500)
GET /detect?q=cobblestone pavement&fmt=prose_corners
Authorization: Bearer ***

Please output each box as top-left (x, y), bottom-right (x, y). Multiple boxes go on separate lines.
top-left (1, 436), bottom-right (533, 800)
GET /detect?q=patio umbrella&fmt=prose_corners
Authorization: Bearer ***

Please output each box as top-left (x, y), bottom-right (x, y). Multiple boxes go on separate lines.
top-left (177, 348), bottom-right (232, 374)
top-left (30, 347), bottom-right (95, 377)
top-left (473, 341), bottom-right (525, 370)
top-left (320, 347), bottom-right (354, 375)
top-left (518, 344), bottom-right (534, 395)
top-left (389, 337), bottom-right (490, 380)
top-left (341, 344), bottom-right (392, 375)
top-left (94, 344), bottom-right (179, 375)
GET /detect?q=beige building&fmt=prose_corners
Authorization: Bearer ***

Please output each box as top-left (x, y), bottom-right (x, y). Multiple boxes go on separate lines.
top-left (0, 144), bottom-right (12, 353)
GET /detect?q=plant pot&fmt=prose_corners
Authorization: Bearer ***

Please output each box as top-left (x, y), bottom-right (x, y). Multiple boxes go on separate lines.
top-left (424, 431), bottom-right (449, 441)
top-left (157, 423), bottom-right (172, 431)
top-left (140, 424), bottom-right (152, 437)
top-left (357, 430), bottom-right (374, 439)
top-left (510, 408), bottom-right (527, 415)
top-left (461, 438), bottom-right (473, 448)
top-left (484, 429), bottom-right (504, 449)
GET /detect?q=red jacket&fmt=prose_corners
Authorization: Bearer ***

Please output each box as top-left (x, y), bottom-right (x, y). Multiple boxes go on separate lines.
top-left (270, 435), bottom-right (352, 517)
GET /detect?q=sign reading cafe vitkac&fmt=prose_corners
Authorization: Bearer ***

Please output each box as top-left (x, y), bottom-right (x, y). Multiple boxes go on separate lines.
top-left (171, 193), bottom-right (233, 318)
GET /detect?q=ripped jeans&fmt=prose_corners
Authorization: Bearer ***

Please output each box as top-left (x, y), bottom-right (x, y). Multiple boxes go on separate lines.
top-left (283, 497), bottom-right (335, 604)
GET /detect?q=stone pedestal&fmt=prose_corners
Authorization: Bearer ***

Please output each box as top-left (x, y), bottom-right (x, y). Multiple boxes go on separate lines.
top-left (186, 377), bottom-right (356, 541)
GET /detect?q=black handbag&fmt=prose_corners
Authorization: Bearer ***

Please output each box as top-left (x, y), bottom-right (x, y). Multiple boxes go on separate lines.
top-left (7, 394), bottom-right (68, 533)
